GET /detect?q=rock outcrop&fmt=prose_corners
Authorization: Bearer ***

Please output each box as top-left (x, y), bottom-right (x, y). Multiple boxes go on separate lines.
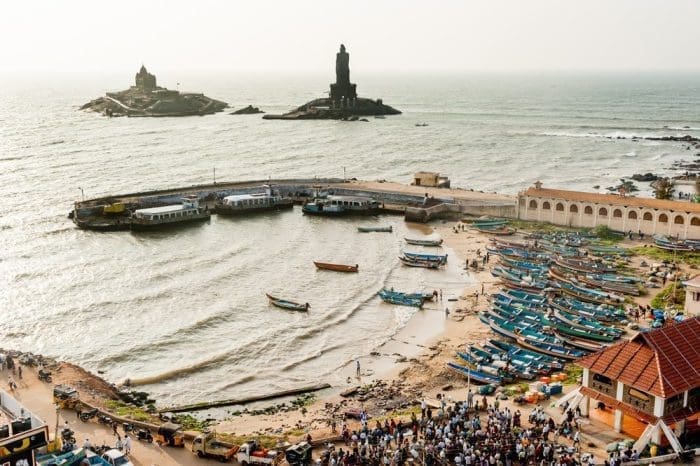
top-left (264, 44), bottom-right (401, 120)
top-left (230, 105), bottom-right (264, 115)
top-left (81, 65), bottom-right (228, 117)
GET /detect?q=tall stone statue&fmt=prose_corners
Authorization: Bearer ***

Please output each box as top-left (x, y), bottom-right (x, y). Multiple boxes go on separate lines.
top-left (330, 44), bottom-right (357, 107)
top-left (335, 44), bottom-right (350, 86)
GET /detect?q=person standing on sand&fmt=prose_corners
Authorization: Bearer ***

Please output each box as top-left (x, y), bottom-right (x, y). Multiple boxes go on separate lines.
top-left (124, 435), bottom-right (132, 455)
top-left (445, 307), bottom-right (450, 318)
top-left (356, 359), bottom-right (361, 377)
top-left (439, 289), bottom-right (443, 301)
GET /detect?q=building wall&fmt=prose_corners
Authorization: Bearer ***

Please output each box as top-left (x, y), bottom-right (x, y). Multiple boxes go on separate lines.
top-left (684, 286), bottom-right (700, 316)
top-left (518, 194), bottom-right (700, 239)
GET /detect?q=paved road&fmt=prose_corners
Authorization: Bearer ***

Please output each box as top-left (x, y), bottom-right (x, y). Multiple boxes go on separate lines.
top-left (4, 366), bottom-right (216, 466)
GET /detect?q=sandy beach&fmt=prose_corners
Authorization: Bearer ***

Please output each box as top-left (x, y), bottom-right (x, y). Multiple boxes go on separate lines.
top-left (3, 219), bottom-right (690, 466)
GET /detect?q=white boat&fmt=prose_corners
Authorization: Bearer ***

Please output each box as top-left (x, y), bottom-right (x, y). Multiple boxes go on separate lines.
top-left (215, 186), bottom-right (293, 215)
top-left (130, 196), bottom-right (210, 230)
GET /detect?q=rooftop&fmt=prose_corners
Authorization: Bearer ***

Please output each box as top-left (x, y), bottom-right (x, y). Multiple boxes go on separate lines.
top-left (683, 275), bottom-right (700, 289)
top-left (578, 316), bottom-right (700, 398)
top-left (522, 186), bottom-right (700, 214)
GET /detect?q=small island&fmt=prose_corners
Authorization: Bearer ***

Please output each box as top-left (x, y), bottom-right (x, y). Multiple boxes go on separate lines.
top-left (230, 105), bottom-right (265, 115)
top-left (80, 65), bottom-right (228, 117)
top-left (263, 44), bottom-right (401, 120)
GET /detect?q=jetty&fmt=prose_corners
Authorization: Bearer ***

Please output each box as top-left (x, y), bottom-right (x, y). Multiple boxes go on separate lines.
top-left (69, 176), bottom-right (516, 230)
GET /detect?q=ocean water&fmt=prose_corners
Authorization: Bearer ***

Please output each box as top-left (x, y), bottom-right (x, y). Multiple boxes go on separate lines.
top-left (1, 71), bottom-right (699, 405)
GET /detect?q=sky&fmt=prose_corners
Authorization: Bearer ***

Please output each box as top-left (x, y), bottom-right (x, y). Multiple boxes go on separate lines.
top-left (2, 0), bottom-right (700, 74)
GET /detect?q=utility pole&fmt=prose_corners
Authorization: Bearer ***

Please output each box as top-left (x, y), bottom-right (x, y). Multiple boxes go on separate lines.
top-left (78, 187), bottom-right (84, 202)
top-left (343, 166), bottom-right (346, 183)
top-left (213, 168), bottom-right (216, 185)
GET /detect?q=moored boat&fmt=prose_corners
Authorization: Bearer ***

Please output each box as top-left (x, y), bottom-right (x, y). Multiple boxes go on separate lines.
top-left (446, 362), bottom-right (502, 385)
top-left (302, 195), bottom-right (381, 216)
top-left (214, 187), bottom-right (293, 215)
top-left (403, 251), bottom-right (447, 264)
top-left (399, 256), bottom-right (442, 269)
top-left (358, 226), bottom-right (392, 233)
top-left (265, 293), bottom-right (309, 311)
top-left (130, 196), bottom-right (211, 230)
top-left (313, 261), bottom-right (359, 273)
top-left (475, 226), bottom-right (516, 235)
top-left (378, 289), bottom-right (423, 307)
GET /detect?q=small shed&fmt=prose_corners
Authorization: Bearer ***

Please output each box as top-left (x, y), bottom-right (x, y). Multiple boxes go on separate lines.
top-left (412, 172), bottom-right (450, 188)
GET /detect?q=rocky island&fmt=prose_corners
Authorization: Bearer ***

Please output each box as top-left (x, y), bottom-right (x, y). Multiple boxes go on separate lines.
top-left (80, 65), bottom-right (228, 117)
top-left (263, 44), bottom-right (401, 120)
top-left (230, 105), bottom-right (264, 115)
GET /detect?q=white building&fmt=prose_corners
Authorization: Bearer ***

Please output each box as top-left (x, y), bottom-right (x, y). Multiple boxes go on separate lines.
top-left (683, 276), bottom-right (700, 317)
top-left (518, 182), bottom-right (700, 239)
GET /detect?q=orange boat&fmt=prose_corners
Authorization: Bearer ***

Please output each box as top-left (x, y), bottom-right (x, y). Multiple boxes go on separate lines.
top-left (313, 261), bottom-right (359, 273)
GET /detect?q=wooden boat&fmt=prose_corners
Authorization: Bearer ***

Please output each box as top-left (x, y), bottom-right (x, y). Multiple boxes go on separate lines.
top-left (404, 237), bottom-right (443, 247)
top-left (380, 288), bottom-right (434, 302)
top-left (458, 351), bottom-right (533, 381)
top-left (399, 256), bottom-right (442, 269)
top-left (313, 261), bottom-right (359, 273)
top-left (486, 339), bottom-right (565, 370)
top-left (548, 296), bottom-right (627, 324)
top-left (553, 331), bottom-right (607, 352)
top-left (467, 218), bottom-right (507, 227)
top-left (554, 257), bottom-right (616, 274)
top-left (559, 282), bottom-right (624, 306)
top-left (403, 251), bottom-right (447, 262)
top-left (475, 226), bottom-right (516, 235)
top-left (358, 226), bottom-right (392, 233)
top-left (378, 289), bottom-right (423, 307)
top-left (446, 362), bottom-right (501, 385)
top-left (516, 335), bottom-right (586, 360)
top-left (265, 293), bottom-right (309, 311)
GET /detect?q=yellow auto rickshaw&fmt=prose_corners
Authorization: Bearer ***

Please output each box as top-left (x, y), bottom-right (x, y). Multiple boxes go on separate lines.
top-left (155, 422), bottom-right (185, 447)
top-left (53, 385), bottom-right (80, 409)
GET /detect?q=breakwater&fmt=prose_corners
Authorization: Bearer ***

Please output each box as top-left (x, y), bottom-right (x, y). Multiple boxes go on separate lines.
top-left (71, 177), bottom-right (517, 228)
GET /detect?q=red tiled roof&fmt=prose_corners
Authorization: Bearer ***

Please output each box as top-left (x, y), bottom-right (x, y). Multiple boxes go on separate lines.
top-left (522, 187), bottom-right (700, 214)
top-left (578, 317), bottom-right (700, 398)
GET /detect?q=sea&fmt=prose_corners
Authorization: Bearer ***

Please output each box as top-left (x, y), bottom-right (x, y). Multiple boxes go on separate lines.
top-left (1, 71), bottom-right (699, 407)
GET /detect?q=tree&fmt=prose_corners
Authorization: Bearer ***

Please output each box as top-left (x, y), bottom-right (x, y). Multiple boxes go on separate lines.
top-left (654, 177), bottom-right (675, 200)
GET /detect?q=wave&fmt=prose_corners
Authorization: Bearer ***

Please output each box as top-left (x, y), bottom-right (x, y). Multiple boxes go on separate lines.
top-left (127, 349), bottom-right (243, 385)
top-left (279, 342), bottom-right (345, 372)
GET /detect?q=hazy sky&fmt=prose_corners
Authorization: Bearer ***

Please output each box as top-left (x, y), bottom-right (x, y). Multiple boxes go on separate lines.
top-left (3, 0), bottom-right (700, 73)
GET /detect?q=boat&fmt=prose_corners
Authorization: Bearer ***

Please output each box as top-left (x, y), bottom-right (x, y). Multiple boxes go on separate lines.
top-left (399, 256), bottom-right (442, 269)
top-left (380, 288), bottom-right (434, 302)
top-left (265, 293), bottom-right (309, 311)
top-left (475, 226), bottom-right (516, 235)
top-left (313, 261), bottom-right (359, 273)
top-left (404, 237), bottom-right (443, 247)
top-left (302, 195), bottom-right (381, 216)
top-left (403, 251), bottom-right (447, 264)
top-left (129, 196), bottom-right (211, 230)
top-left (516, 335), bottom-right (586, 360)
top-left (358, 226), bottom-right (392, 233)
top-left (377, 289), bottom-right (423, 307)
top-left (458, 351), bottom-right (531, 381)
top-left (486, 339), bottom-right (565, 370)
top-left (214, 186), bottom-right (293, 215)
top-left (466, 218), bottom-right (507, 227)
top-left (446, 362), bottom-right (501, 385)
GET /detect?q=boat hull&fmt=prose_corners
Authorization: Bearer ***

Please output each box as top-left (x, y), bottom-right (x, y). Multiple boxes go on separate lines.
top-left (313, 261), bottom-right (359, 273)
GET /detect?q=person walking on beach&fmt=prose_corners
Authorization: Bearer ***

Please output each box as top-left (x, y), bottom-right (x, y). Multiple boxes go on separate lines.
top-left (481, 283), bottom-right (484, 295)
top-left (124, 435), bottom-right (132, 456)
top-left (17, 366), bottom-right (22, 380)
top-left (355, 359), bottom-right (361, 377)
top-left (445, 307), bottom-right (450, 318)
top-left (439, 289), bottom-right (443, 301)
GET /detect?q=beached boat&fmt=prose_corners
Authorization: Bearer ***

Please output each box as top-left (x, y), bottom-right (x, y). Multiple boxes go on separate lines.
top-left (552, 331), bottom-right (607, 352)
top-left (446, 362), bottom-right (502, 385)
top-left (458, 351), bottom-right (532, 381)
top-left (214, 187), bottom-right (293, 215)
top-left (475, 226), bottom-right (516, 235)
top-left (467, 218), bottom-right (508, 227)
top-left (313, 261), bottom-right (359, 273)
top-left (548, 296), bottom-right (627, 324)
top-left (399, 256), bottom-right (442, 269)
top-left (130, 196), bottom-right (211, 230)
top-left (380, 288), bottom-right (433, 302)
top-left (404, 237), bottom-right (443, 247)
top-left (302, 195), bottom-right (381, 216)
top-left (516, 335), bottom-right (586, 360)
top-left (558, 281), bottom-right (624, 306)
top-left (377, 289), bottom-right (423, 307)
top-left (265, 293), bottom-right (309, 311)
top-left (486, 339), bottom-right (565, 370)
top-left (358, 226), bottom-right (392, 233)
top-left (403, 251), bottom-right (448, 264)
top-left (554, 257), bottom-right (616, 274)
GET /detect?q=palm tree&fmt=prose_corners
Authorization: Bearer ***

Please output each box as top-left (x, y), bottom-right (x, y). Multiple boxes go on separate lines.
top-left (654, 178), bottom-right (675, 200)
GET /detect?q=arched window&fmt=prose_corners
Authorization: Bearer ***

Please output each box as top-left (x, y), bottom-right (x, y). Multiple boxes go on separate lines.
top-left (542, 202), bottom-right (551, 210)
top-left (658, 213), bottom-right (668, 223)
top-left (584, 206), bottom-right (593, 215)
top-left (692, 217), bottom-right (700, 226)
top-left (529, 200), bottom-right (538, 209)
top-left (613, 209), bottom-right (622, 218)
top-left (674, 215), bottom-right (684, 225)
top-left (628, 211), bottom-right (638, 220)
top-left (570, 204), bottom-right (579, 213)
top-left (556, 203), bottom-right (564, 212)
top-left (599, 207), bottom-right (608, 217)
top-left (643, 212), bottom-right (653, 221)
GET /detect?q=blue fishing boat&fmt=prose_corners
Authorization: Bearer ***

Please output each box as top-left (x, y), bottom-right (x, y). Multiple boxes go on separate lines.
top-left (548, 296), bottom-right (627, 324)
top-left (403, 251), bottom-right (448, 264)
top-left (399, 255), bottom-right (442, 269)
top-left (446, 362), bottom-right (502, 385)
top-left (558, 282), bottom-right (624, 306)
top-left (501, 289), bottom-right (548, 306)
top-left (380, 288), bottom-right (433, 302)
top-left (486, 339), bottom-right (565, 370)
top-left (404, 237), bottom-right (443, 247)
top-left (515, 334), bottom-right (587, 360)
top-left (378, 289), bottom-right (423, 307)
top-left (477, 344), bottom-right (551, 376)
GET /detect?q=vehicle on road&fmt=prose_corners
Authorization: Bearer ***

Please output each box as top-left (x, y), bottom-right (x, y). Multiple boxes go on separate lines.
top-left (155, 422), bottom-right (185, 447)
top-left (192, 432), bottom-right (237, 462)
top-left (100, 449), bottom-right (134, 466)
top-left (237, 441), bottom-right (283, 466)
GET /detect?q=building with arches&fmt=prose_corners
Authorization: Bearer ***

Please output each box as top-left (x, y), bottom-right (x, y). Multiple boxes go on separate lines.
top-left (518, 182), bottom-right (700, 239)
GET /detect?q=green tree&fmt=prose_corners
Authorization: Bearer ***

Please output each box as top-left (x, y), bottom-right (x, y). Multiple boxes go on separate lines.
top-left (654, 177), bottom-right (675, 200)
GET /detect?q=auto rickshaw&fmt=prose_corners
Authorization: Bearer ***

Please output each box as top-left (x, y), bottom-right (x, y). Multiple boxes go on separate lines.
top-left (53, 385), bottom-right (80, 409)
top-left (155, 422), bottom-right (185, 447)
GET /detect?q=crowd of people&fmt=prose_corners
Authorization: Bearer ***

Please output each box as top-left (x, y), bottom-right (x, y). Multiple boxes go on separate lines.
top-left (327, 393), bottom-right (588, 466)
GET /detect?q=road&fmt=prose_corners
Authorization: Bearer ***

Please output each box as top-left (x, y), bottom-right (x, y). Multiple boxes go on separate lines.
top-left (4, 365), bottom-right (216, 466)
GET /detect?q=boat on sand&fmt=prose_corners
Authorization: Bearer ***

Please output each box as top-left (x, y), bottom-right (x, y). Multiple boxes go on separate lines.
top-left (265, 293), bottom-right (309, 311)
top-left (313, 261), bottom-right (359, 273)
